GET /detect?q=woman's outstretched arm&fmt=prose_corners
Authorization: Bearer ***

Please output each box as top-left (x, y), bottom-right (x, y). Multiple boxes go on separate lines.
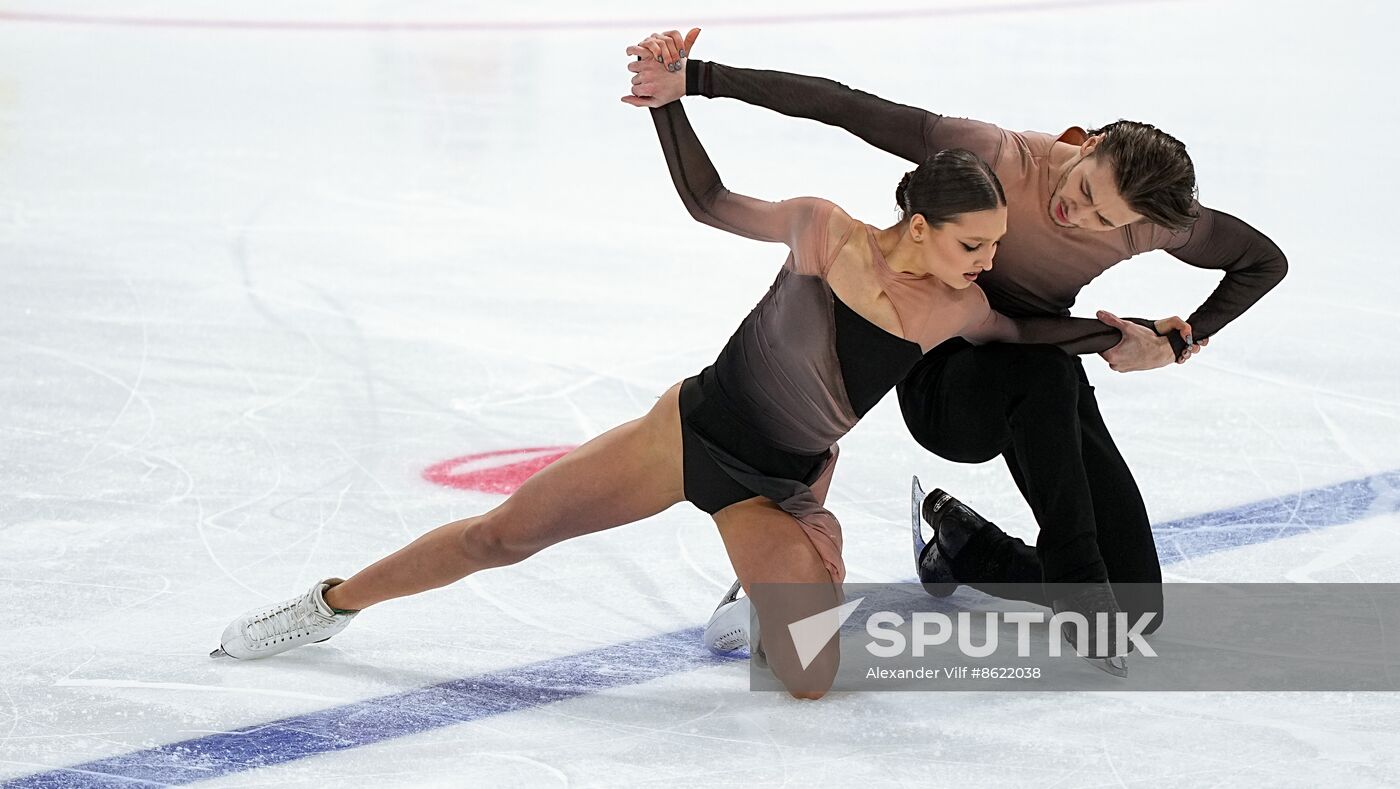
top-left (647, 98), bottom-right (819, 248)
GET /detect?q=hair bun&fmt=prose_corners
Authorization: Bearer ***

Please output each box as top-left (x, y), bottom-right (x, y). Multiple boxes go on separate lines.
top-left (894, 151), bottom-right (1005, 228)
top-left (895, 170), bottom-right (914, 211)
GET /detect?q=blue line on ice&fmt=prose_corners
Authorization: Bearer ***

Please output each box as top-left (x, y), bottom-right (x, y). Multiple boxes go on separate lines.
top-left (8, 468), bottom-right (1399, 788)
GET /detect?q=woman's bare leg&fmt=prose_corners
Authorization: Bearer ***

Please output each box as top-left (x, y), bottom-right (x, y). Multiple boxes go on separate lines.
top-left (326, 384), bottom-right (686, 611)
top-left (713, 498), bottom-right (843, 700)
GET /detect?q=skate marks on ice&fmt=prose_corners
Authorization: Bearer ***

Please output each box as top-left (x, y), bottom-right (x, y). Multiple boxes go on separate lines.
top-left (7, 468), bottom-right (1399, 786)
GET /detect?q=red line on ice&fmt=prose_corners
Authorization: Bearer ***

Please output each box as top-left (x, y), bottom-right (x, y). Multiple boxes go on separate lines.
top-left (423, 446), bottom-right (575, 495)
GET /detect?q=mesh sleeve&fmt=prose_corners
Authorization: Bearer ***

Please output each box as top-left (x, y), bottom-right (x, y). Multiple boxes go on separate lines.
top-left (687, 59), bottom-right (1008, 178)
top-left (1141, 204), bottom-right (1288, 340)
top-left (649, 101), bottom-right (821, 247)
top-left (963, 294), bottom-right (1122, 355)
top-left (688, 60), bottom-right (933, 164)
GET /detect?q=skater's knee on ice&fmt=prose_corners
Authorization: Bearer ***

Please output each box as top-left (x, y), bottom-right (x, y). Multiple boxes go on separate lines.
top-left (768, 639), bottom-right (839, 701)
top-left (777, 661), bottom-right (836, 701)
top-left (746, 582), bottom-right (841, 699)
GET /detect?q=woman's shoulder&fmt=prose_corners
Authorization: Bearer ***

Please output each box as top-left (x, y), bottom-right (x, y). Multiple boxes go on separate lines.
top-left (915, 279), bottom-right (990, 325)
top-left (785, 197), bottom-right (851, 230)
top-left (959, 280), bottom-right (990, 303)
top-left (949, 281), bottom-right (991, 316)
top-left (803, 200), bottom-right (864, 270)
top-left (823, 202), bottom-right (859, 241)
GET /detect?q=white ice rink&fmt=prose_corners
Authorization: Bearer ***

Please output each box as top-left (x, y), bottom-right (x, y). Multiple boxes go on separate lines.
top-left (3, 0), bottom-right (1399, 785)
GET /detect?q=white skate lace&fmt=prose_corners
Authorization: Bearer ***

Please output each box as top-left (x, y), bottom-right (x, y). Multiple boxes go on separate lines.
top-left (247, 594), bottom-right (328, 643)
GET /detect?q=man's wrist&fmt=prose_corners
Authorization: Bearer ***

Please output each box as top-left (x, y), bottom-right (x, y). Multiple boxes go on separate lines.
top-left (1126, 316), bottom-right (1189, 361)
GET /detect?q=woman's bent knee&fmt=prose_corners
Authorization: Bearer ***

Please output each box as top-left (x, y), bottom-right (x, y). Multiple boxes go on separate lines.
top-left (774, 650), bottom-right (838, 700)
top-left (762, 618), bottom-right (840, 701)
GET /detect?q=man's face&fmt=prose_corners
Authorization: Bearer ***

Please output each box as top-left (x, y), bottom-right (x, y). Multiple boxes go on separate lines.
top-left (1048, 138), bottom-right (1144, 232)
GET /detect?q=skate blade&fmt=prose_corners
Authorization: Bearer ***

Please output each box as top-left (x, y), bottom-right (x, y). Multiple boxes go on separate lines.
top-left (210, 646), bottom-right (231, 659)
top-left (713, 578), bottom-right (743, 612)
top-left (911, 475), bottom-right (928, 559)
top-left (1084, 654), bottom-right (1128, 678)
top-left (912, 475), bottom-right (956, 597)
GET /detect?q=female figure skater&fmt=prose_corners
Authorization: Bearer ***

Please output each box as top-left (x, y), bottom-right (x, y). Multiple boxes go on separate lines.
top-left (213, 52), bottom-right (1154, 698)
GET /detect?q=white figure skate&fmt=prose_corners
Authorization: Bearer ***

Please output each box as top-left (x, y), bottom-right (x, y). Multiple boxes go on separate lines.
top-left (211, 578), bottom-right (357, 660)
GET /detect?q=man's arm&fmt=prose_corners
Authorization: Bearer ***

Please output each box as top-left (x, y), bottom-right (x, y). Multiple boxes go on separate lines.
top-left (1158, 205), bottom-right (1289, 340)
top-left (625, 34), bottom-right (1002, 165)
top-left (688, 60), bottom-right (1009, 166)
top-left (684, 60), bottom-right (936, 164)
top-left (1100, 205), bottom-right (1285, 372)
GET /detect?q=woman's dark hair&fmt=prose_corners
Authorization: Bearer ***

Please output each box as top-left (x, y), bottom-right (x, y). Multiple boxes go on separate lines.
top-left (1086, 120), bottom-right (1198, 232)
top-left (895, 149), bottom-right (1005, 226)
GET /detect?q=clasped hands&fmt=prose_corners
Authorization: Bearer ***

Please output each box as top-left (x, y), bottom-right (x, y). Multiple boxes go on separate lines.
top-left (621, 28), bottom-right (700, 107)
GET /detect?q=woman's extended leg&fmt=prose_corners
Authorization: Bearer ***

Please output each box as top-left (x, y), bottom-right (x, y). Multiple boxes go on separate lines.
top-left (326, 384), bottom-right (687, 611)
top-left (713, 496), bottom-right (843, 700)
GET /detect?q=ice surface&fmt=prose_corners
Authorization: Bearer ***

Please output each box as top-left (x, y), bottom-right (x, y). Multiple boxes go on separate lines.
top-left (2, 0), bottom-right (1399, 785)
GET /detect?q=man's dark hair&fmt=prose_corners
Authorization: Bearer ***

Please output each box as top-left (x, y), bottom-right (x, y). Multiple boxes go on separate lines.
top-left (1087, 120), bottom-right (1198, 232)
top-left (896, 148), bottom-right (1006, 227)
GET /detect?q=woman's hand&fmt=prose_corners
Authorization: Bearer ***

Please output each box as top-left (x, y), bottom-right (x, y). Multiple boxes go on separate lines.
top-left (621, 29), bottom-right (700, 108)
top-left (1153, 315), bottom-right (1208, 363)
top-left (637, 29), bottom-right (700, 72)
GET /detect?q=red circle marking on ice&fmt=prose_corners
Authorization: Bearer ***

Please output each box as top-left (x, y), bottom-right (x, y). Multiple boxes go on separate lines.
top-left (423, 446), bottom-right (575, 495)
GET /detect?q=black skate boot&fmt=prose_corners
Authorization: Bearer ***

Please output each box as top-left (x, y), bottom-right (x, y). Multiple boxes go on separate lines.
top-left (1050, 582), bottom-right (1129, 678)
top-left (911, 477), bottom-right (991, 598)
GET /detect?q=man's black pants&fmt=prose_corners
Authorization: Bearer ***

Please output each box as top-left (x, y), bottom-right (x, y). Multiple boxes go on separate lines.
top-left (897, 339), bottom-right (1163, 625)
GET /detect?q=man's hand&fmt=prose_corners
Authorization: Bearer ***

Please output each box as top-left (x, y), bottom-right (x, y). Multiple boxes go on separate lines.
top-left (1097, 310), bottom-right (1205, 372)
top-left (621, 28), bottom-right (700, 108)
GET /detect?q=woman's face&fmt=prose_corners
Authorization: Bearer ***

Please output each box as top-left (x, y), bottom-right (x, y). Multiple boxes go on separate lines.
top-left (915, 207), bottom-right (1007, 290)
